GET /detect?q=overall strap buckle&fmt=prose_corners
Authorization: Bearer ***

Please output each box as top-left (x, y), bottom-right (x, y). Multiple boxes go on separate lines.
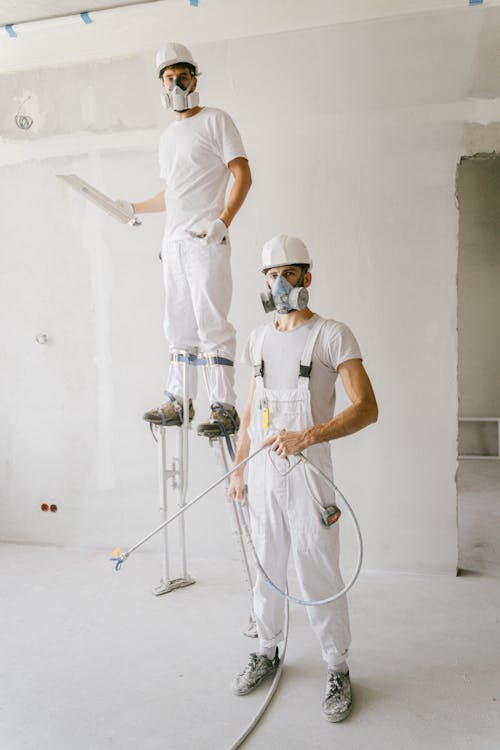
top-left (299, 363), bottom-right (312, 378)
top-left (253, 361), bottom-right (265, 378)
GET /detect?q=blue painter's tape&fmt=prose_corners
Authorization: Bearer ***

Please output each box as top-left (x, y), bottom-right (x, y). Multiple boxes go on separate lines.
top-left (469, 0), bottom-right (483, 5)
top-left (190, 0), bottom-right (199, 6)
top-left (80, 11), bottom-right (93, 24)
top-left (6, 24), bottom-right (17, 37)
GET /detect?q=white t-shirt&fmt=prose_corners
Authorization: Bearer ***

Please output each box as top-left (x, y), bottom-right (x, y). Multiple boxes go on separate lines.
top-left (241, 314), bottom-right (362, 424)
top-left (159, 107), bottom-right (247, 241)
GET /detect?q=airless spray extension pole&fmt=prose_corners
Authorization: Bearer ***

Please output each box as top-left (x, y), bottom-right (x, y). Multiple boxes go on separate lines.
top-left (110, 445), bottom-right (267, 570)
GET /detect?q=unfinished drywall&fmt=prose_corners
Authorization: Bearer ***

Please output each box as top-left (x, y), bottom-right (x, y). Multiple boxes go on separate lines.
top-left (2, 4), bottom-right (499, 574)
top-left (3, 0), bottom-right (499, 75)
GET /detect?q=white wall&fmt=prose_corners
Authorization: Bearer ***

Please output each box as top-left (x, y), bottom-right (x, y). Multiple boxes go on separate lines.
top-left (2, 4), bottom-right (500, 574)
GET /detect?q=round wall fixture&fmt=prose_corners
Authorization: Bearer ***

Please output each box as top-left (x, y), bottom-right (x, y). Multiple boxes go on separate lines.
top-left (15, 97), bottom-right (33, 130)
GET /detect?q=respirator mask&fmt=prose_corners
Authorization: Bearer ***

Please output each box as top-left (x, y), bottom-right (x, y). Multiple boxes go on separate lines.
top-left (260, 272), bottom-right (309, 315)
top-left (161, 77), bottom-right (199, 111)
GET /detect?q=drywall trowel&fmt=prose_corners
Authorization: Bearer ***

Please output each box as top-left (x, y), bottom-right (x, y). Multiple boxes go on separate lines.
top-left (57, 174), bottom-right (141, 226)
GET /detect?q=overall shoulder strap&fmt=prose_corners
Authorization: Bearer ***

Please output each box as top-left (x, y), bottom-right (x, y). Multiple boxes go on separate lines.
top-left (252, 325), bottom-right (269, 381)
top-left (299, 316), bottom-right (326, 381)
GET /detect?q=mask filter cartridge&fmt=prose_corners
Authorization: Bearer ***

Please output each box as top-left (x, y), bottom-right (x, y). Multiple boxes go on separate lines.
top-left (260, 274), bottom-right (309, 315)
top-left (162, 77), bottom-right (199, 111)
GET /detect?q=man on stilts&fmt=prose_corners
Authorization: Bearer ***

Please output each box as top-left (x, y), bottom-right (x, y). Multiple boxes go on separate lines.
top-left (125, 42), bottom-right (251, 435)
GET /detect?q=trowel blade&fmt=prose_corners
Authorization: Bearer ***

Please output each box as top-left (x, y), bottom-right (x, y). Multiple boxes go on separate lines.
top-left (57, 173), bottom-right (141, 225)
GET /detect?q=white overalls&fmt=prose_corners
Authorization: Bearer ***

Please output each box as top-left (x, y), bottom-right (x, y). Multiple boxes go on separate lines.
top-left (161, 236), bottom-right (236, 406)
top-left (158, 108), bottom-right (246, 407)
top-left (247, 316), bottom-right (351, 670)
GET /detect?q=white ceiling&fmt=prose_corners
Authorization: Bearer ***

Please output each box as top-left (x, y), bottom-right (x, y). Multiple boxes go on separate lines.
top-left (1, 0), bottom-right (499, 75)
top-left (0, 1), bottom-right (157, 27)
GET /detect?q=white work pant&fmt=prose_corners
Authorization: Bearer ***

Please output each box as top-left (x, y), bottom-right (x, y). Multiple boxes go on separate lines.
top-left (248, 448), bottom-right (351, 670)
top-left (161, 238), bottom-right (236, 405)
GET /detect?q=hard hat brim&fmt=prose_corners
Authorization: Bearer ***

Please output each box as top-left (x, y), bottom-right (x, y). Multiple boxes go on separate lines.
top-left (260, 261), bottom-right (312, 273)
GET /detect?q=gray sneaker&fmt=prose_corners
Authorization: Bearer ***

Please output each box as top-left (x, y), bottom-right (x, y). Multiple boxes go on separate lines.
top-left (231, 650), bottom-right (279, 696)
top-left (143, 399), bottom-right (194, 426)
top-left (322, 670), bottom-right (352, 722)
top-left (197, 403), bottom-right (240, 437)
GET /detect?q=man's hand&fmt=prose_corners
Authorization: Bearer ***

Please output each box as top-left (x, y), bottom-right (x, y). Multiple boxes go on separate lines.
top-left (201, 218), bottom-right (227, 246)
top-left (262, 430), bottom-right (308, 458)
top-left (114, 199), bottom-right (137, 224)
top-left (226, 473), bottom-right (246, 502)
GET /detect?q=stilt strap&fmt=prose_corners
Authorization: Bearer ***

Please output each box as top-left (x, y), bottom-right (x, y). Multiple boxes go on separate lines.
top-left (170, 352), bottom-right (198, 364)
top-left (154, 391), bottom-right (183, 427)
top-left (170, 352), bottom-right (233, 367)
top-left (211, 402), bottom-right (238, 460)
top-left (196, 354), bottom-right (234, 366)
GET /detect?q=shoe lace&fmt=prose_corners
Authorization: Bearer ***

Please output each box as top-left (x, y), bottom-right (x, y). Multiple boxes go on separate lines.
top-left (326, 673), bottom-right (345, 699)
top-left (164, 391), bottom-right (184, 416)
top-left (241, 653), bottom-right (259, 676)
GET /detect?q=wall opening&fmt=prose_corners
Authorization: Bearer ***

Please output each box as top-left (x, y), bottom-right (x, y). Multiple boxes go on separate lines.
top-left (456, 153), bottom-right (500, 575)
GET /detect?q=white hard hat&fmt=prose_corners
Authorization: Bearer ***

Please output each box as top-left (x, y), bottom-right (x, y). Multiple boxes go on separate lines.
top-left (156, 42), bottom-right (201, 78)
top-left (260, 234), bottom-right (312, 272)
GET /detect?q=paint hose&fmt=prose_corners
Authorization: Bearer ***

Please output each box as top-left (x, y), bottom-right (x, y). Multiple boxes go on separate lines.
top-left (227, 595), bottom-right (289, 750)
top-left (225, 456), bottom-right (362, 748)
top-left (234, 452), bottom-right (363, 606)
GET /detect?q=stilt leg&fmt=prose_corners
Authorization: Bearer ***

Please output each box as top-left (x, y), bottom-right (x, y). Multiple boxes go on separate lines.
top-left (211, 435), bottom-right (257, 637)
top-left (152, 350), bottom-right (195, 595)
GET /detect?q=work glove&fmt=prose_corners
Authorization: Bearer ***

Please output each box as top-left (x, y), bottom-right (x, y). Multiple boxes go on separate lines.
top-left (200, 218), bottom-right (227, 246)
top-left (114, 199), bottom-right (141, 226)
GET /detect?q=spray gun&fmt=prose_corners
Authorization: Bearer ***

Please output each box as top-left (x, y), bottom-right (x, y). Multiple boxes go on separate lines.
top-left (320, 505), bottom-right (342, 527)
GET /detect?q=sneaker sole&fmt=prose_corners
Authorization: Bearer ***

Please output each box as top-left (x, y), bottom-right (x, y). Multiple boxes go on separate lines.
top-left (197, 425), bottom-right (239, 437)
top-left (143, 415), bottom-right (193, 426)
top-left (322, 703), bottom-right (352, 723)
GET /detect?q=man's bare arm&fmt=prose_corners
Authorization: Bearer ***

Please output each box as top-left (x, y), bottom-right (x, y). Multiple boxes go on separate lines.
top-left (266, 359), bottom-right (378, 457)
top-left (219, 157), bottom-right (252, 228)
top-left (226, 376), bottom-right (256, 500)
top-left (132, 190), bottom-right (166, 214)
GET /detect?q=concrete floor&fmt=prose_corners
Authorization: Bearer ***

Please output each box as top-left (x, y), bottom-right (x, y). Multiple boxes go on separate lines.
top-left (1, 459), bottom-right (499, 750)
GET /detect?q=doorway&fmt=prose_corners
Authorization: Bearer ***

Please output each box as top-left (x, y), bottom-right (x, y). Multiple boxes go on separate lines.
top-left (456, 153), bottom-right (500, 576)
